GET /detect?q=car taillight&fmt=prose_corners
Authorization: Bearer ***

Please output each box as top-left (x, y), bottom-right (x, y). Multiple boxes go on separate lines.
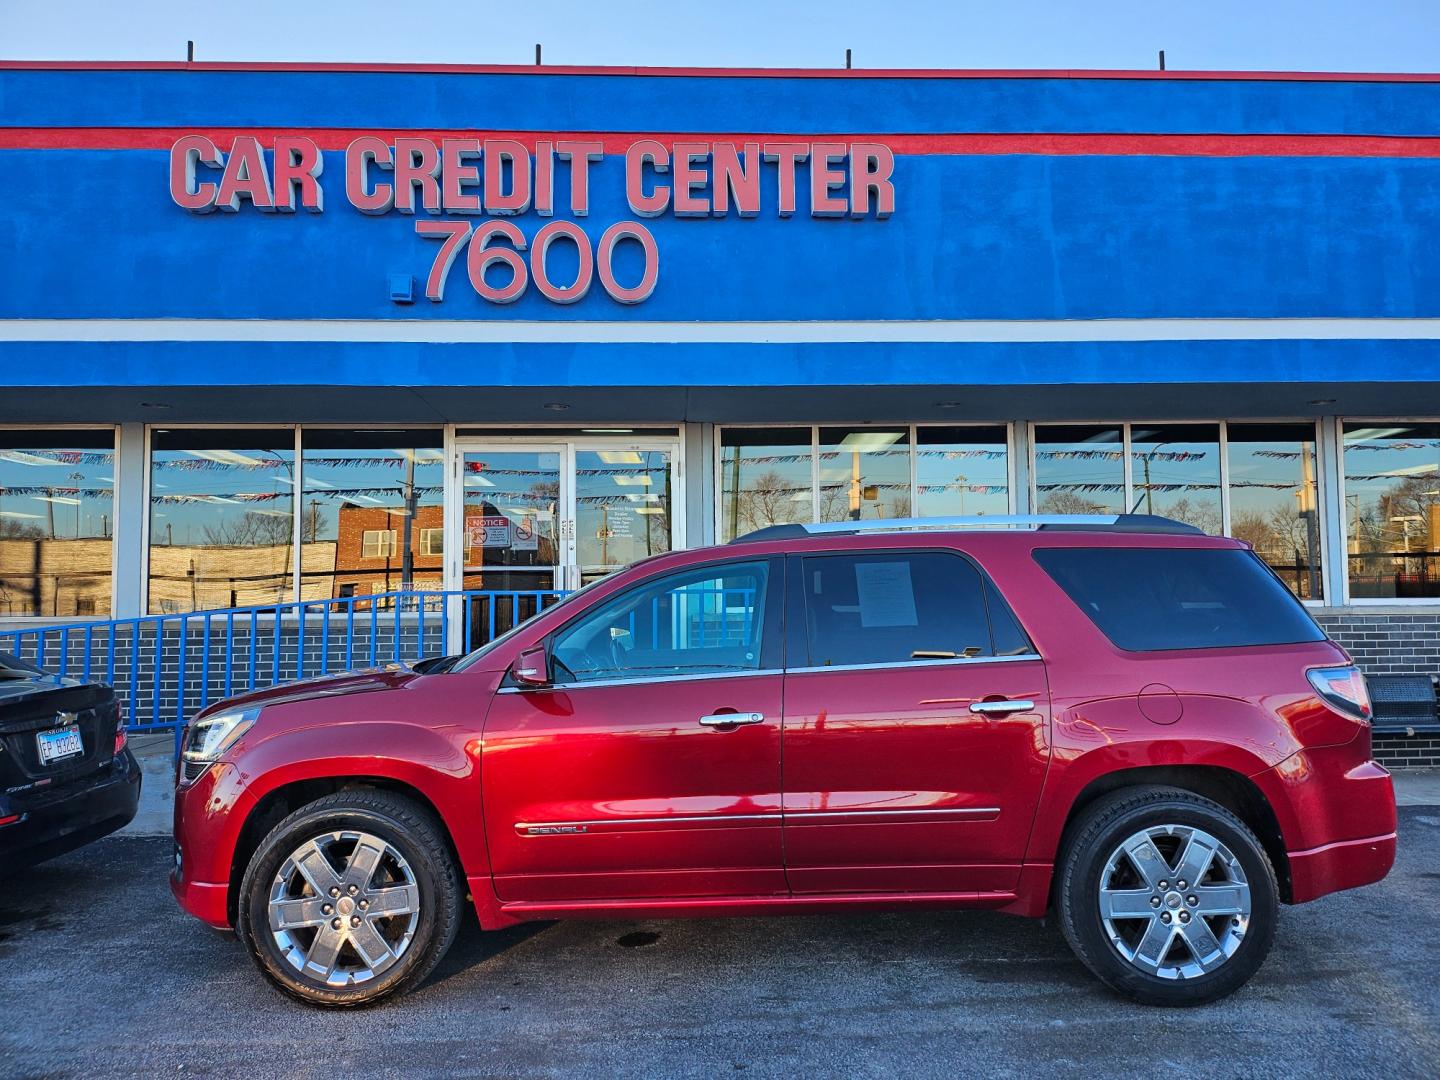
top-left (1307, 665), bottom-right (1373, 723)
top-left (115, 724), bottom-right (127, 754)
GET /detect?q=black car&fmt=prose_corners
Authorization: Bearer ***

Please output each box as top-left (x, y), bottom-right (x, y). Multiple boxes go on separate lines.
top-left (0, 651), bottom-right (141, 869)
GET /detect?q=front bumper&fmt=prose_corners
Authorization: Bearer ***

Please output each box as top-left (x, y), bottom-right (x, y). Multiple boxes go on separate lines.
top-left (171, 760), bottom-right (250, 930)
top-left (170, 866), bottom-right (232, 929)
top-left (0, 747), bottom-right (142, 868)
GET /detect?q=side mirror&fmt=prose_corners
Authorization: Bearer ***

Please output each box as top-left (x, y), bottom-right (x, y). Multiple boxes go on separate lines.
top-left (510, 645), bottom-right (550, 687)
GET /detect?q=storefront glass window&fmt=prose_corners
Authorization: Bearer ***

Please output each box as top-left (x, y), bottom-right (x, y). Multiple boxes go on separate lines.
top-left (148, 429), bottom-right (295, 614)
top-left (817, 428), bottom-right (911, 523)
top-left (1033, 426), bottom-right (1126, 514)
top-left (0, 430), bottom-right (115, 617)
top-left (299, 430), bottom-right (445, 603)
top-left (1129, 424), bottom-right (1221, 533)
top-left (719, 428), bottom-right (814, 542)
top-left (916, 426), bottom-right (1010, 517)
top-left (1343, 422), bottom-right (1440, 599)
top-left (1226, 423), bottom-right (1323, 599)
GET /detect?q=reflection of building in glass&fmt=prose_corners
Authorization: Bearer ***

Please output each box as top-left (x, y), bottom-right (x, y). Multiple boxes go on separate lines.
top-left (329, 504), bottom-right (444, 599)
top-left (0, 437), bottom-right (115, 617)
top-left (1343, 425), bottom-right (1440, 600)
top-left (0, 537), bottom-right (113, 617)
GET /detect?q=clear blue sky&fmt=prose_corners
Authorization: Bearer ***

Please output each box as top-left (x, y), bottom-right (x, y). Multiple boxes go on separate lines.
top-left (3, 0), bottom-right (1438, 71)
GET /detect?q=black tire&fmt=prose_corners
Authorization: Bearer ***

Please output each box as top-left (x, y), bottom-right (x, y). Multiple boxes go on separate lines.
top-left (236, 789), bottom-right (462, 1008)
top-left (1056, 785), bottom-right (1278, 1007)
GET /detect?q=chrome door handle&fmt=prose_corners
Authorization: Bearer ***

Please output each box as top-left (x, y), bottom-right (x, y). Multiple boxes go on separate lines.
top-left (969, 700), bottom-right (1036, 715)
top-left (699, 712), bottom-right (765, 727)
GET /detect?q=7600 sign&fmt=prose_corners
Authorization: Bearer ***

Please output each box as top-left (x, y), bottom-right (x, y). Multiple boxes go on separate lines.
top-left (416, 218), bottom-right (658, 306)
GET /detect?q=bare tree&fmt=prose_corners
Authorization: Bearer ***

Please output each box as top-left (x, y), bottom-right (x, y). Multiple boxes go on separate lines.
top-left (731, 470), bottom-right (807, 532)
top-left (201, 510), bottom-right (316, 547)
top-left (1037, 491), bottom-right (1109, 515)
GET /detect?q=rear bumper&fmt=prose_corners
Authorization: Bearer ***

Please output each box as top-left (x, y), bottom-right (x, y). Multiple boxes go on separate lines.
top-left (1289, 830), bottom-right (1397, 903)
top-left (1259, 752), bottom-right (1398, 903)
top-left (0, 748), bottom-right (141, 869)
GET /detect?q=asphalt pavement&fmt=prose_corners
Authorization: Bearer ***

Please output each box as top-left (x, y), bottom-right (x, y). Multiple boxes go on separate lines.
top-left (3, 809), bottom-right (1439, 1079)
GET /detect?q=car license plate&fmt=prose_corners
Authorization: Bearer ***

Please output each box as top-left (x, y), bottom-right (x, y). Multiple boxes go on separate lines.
top-left (37, 725), bottom-right (84, 765)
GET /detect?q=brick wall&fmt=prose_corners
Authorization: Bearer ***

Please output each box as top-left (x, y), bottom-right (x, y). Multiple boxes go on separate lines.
top-left (1315, 611), bottom-right (1440, 770)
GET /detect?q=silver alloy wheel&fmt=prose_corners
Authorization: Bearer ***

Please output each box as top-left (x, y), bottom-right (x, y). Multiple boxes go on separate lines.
top-left (267, 829), bottom-right (422, 987)
top-left (1098, 824), bottom-right (1252, 980)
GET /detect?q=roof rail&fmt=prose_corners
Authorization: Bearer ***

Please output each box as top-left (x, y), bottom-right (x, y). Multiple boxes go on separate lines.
top-left (730, 514), bottom-right (1204, 543)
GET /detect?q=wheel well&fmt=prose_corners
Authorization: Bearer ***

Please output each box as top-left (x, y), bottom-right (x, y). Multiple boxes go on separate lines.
top-left (226, 776), bottom-right (465, 927)
top-left (1055, 765), bottom-right (1292, 904)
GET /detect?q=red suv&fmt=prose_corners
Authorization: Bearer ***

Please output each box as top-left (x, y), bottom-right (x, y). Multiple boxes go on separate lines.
top-left (171, 514), bottom-right (1396, 1008)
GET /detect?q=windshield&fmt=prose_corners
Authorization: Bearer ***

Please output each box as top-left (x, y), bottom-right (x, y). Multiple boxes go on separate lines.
top-left (448, 577), bottom-right (608, 673)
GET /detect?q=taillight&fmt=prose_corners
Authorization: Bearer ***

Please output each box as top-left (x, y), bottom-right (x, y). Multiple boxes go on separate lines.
top-left (114, 724), bottom-right (128, 754)
top-left (1307, 665), bottom-right (1373, 723)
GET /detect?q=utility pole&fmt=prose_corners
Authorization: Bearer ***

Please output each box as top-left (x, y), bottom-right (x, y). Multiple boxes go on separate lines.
top-left (729, 451), bottom-right (741, 539)
top-left (400, 452), bottom-right (416, 588)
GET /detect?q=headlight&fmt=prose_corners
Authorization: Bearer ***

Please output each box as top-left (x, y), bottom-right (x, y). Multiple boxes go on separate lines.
top-left (182, 707), bottom-right (260, 768)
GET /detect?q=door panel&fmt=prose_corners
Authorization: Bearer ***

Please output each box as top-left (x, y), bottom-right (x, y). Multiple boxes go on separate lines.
top-left (781, 660), bottom-right (1050, 894)
top-left (482, 675), bottom-right (785, 901)
top-left (780, 549), bottom-right (1051, 895)
top-left (481, 555), bottom-right (785, 902)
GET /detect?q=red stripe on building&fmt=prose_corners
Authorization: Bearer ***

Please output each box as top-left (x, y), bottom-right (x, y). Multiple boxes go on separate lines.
top-left (5, 128), bottom-right (1440, 157)
top-left (3, 60), bottom-right (1440, 82)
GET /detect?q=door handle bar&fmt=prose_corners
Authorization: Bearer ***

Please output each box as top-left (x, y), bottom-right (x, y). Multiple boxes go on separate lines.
top-left (968, 700), bottom-right (1036, 715)
top-left (699, 712), bottom-right (765, 727)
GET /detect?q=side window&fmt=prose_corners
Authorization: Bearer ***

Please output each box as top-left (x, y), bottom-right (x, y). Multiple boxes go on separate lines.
top-left (801, 552), bottom-right (1000, 668)
top-left (985, 578), bottom-right (1034, 657)
top-left (551, 561), bottom-right (770, 684)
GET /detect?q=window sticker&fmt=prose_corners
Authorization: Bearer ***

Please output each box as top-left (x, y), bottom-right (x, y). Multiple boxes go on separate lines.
top-left (854, 560), bottom-right (918, 628)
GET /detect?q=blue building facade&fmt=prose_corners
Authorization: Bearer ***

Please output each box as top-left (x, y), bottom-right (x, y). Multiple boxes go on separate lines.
top-left (2, 62), bottom-right (1439, 759)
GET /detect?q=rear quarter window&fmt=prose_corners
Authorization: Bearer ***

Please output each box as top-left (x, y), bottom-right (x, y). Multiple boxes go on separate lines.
top-left (1033, 547), bottom-right (1325, 652)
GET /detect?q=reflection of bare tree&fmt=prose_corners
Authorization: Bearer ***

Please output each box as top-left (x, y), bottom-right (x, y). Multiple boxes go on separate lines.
top-left (1038, 491), bottom-right (1109, 515)
top-left (1233, 506), bottom-right (1312, 559)
top-left (201, 511), bottom-right (316, 547)
top-left (731, 470), bottom-right (807, 532)
top-left (1353, 475), bottom-right (1440, 553)
top-left (0, 520), bottom-right (43, 539)
top-left (818, 483), bottom-right (850, 522)
top-left (1146, 497), bottom-right (1221, 535)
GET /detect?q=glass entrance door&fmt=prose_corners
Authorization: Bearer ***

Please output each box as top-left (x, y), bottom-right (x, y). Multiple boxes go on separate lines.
top-left (573, 443), bottom-right (676, 587)
top-left (449, 437), bottom-right (682, 643)
top-left (456, 446), bottom-right (564, 640)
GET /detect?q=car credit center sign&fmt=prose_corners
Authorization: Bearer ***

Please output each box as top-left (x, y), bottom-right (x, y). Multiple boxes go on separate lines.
top-left (169, 135), bottom-right (896, 305)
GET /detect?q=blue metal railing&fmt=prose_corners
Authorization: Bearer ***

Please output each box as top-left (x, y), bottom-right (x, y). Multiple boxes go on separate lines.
top-left (0, 589), bottom-right (568, 750)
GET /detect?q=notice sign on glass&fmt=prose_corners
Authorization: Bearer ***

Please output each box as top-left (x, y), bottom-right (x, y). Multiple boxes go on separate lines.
top-left (511, 513), bottom-right (539, 551)
top-left (466, 515), bottom-right (512, 548)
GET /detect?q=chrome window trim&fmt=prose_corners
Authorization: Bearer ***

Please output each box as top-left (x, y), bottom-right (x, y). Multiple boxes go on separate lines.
top-left (497, 666), bottom-right (783, 693)
top-left (495, 651), bottom-right (1042, 692)
top-left (786, 653), bottom-right (1042, 676)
